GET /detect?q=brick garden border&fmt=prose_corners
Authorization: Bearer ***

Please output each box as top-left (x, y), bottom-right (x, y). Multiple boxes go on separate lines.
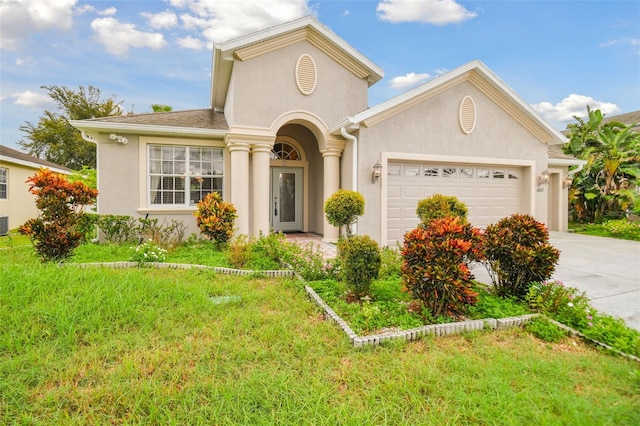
top-left (65, 261), bottom-right (639, 361)
top-left (304, 285), bottom-right (640, 362)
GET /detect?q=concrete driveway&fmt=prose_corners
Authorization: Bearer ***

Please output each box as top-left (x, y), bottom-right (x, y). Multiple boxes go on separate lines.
top-left (473, 232), bottom-right (640, 330)
top-left (548, 232), bottom-right (640, 331)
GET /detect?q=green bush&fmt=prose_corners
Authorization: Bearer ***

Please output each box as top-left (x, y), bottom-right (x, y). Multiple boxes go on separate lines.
top-left (138, 218), bottom-right (187, 249)
top-left (98, 215), bottom-right (140, 243)
top-left (130, 240), bottom-right (167, 264)
top-left (526, 280), bottom-right (590, 328)
top-left (19, 168), bottom-right (98, 262)
top-left (401, 217), bottom-right (484, 317)
top-left (526, 317), bottom-right (568, 343)
top-left (324, 189), bottom-right (365, 237)
top-left (416, 194), bottom-right (468, 226)
top-left (483, 214), bottom-right (560, 299)
top-left (194, 192), bottom-right (237, 247)
top-left (77, 213), bottom-right (100, 242)
top-left (337, 235), bottom-right (381, 298)
top-left (379, 246), bottom-right (402, 279)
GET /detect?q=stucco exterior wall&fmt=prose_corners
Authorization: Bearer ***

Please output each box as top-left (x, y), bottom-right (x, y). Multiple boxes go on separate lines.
top-left (228, 41), bottom-right (369, 129)
top-left (96, 135), bottom-right (141, 217)
top-left (0, 162), bottom-right (40, 230)
top-left (355, 81), bottom-right (550, 243)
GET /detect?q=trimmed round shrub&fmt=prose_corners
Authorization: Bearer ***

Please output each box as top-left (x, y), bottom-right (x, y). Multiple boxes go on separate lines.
top-left (416, 194), bottom-right (468, 226)
top-left (324, 189), bottom-right (365, 237)
top-left (401, 217), bottom-right (484, 318)
top-left (337, 234), bottom-right (381, 298)
top-left (194, 192), bottom-right (237, 247)
top-left (483, 214), bottom-right (560, 299)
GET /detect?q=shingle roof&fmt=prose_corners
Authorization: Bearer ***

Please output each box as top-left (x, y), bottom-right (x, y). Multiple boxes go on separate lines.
top-left (84, 109), bottom-right (228, 131)
top-left (0, 145), bottom-right (71, 172)
top-left (602, 110), bottom-right (640, 132)
top-left (548, 144), bottom-right (575, 160)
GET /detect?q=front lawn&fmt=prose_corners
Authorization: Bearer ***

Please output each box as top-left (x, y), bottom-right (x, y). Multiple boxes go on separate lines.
top-left (1, 242), bottom-right (639, 424)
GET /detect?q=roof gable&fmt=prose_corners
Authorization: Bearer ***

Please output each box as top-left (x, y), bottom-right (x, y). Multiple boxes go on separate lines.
top-left (210, 16), bottom-right (384, 111)
top-left (334, 60), bottom-right (566, 146)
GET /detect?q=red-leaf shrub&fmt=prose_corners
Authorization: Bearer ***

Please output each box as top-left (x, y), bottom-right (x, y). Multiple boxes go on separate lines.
top-left (19, 168), bottom-right (98, 262)
top-left (483, 214), bottom-right (560, 299)
top-left (401, 217), bottom-right (484, 318)
top-left (194, 192), bottom-right (237, 247)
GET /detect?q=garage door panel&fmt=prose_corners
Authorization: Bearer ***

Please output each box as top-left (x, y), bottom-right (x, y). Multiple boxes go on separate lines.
top-left (387, 162), bottom-right (524, 245)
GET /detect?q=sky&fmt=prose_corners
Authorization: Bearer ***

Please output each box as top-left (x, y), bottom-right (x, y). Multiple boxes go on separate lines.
top-left (1, 0), bottom-right (639, 153)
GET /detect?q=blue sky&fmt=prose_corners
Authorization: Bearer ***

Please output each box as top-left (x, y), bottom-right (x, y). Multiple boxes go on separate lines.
top-left (1, 0), bottom-right (639, 152)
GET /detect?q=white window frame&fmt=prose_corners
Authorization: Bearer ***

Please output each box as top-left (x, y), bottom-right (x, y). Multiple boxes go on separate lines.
top-left (0, 167), bottom-right (7, 200)
top-left (147, 144), bottom-right (224, 208)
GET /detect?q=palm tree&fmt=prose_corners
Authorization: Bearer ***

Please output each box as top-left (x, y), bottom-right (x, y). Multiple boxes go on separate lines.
top-left (564, 107), bottom-right (640, 222)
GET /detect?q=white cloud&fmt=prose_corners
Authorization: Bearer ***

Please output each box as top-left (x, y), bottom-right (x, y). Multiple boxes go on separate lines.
top-left (174, 0), bottom-right (313, 43)
top-left (532, 94), bottom-right (621, 123)
top-left (142, 10), bottom-right (178, 29)
top-left (98, 7), bottom-right (117, 16)
top-left (377, 0), bottom-right (476, 25)
top-left (390, 72), bottom-right (431, 89)
top-left (0, 0), bottom-right (77, 50)
top-left (11, 90), bottom-right (54, 108)
top-left (90, 17), bottom-right (167, 56)
top-left (177, 35), bottom-right (206, 50)
top-left (342, 9), bottom-right (350, 17)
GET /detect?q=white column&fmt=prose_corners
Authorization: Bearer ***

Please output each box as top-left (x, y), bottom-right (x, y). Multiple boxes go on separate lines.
top-left (251, 143), bottom-right (271, 237)
top-left (322, 148), bottom-right (341, 242)
top-left (228, 142), bottom-right (251, 236)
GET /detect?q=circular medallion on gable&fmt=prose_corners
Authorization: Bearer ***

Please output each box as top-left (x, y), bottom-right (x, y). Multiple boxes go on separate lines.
top-left (296, 54), bottom-right (317, 95)
top-left (459, 95), bottom-right (476, 134)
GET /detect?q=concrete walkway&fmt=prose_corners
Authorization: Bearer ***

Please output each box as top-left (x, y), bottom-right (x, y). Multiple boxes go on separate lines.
top-left (287, 232), bottom-right (640, 331)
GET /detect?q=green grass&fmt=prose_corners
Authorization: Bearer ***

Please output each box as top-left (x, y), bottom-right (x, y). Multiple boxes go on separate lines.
top-left (1, 246), bottom-right (639, 424)
top-left (570, 219), bottom-right (640, 241)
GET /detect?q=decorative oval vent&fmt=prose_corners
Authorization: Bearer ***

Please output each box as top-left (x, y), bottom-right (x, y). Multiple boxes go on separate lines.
top-left (295, 54), bottom-right (317, 95)
top-left (459, 96), bottom-right (477, 134)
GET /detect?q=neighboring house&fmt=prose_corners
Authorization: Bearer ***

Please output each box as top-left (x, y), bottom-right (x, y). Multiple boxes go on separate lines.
top-left (0, 145), bottom-right (71, 233)
top-left (70, 16), bottom-right (580, 246)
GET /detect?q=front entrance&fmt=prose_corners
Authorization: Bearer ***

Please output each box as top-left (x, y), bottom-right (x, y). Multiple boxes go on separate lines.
top-left (271, 167), bottom-right (303, 232)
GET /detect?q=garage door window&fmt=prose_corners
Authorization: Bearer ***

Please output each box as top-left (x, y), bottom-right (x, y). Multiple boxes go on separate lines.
top-left (477, 168), bottom-right (490, 179)
top-left (388, 164), bottom-right (401, 176)
top-left (493, 170), bottom-right (505, 179)
top-left (460, 168), bottom-right (473, 178)
top-left (405, 165), bottom-right (420, 177)
top-left (443, 167), bottom-right (457, 178)
top-left (424, 167), bottom-right (438, 177)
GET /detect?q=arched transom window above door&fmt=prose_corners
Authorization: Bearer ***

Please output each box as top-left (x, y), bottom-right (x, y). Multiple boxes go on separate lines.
top-left (271, 142), bottom-right (301, 161)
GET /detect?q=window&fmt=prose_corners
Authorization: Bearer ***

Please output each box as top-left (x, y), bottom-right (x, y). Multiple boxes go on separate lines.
top-left (404, 165), bottom-right (420, 177)
top-left (0, 168), bottom-right (6, 199)
top-left (424, 167), bottom-right (439, 177)
top-left (460, 168), bottom-right (473, 178)
top-left (149, 145), bottom-right (223, 206)
top-left (442, 167), bottom-right (457, 178)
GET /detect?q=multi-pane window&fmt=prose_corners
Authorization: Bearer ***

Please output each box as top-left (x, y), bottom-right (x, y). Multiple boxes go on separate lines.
top-left (149, 145), bottom-right (223, 206)
top-left (0, 168), bottom-right (7, 199)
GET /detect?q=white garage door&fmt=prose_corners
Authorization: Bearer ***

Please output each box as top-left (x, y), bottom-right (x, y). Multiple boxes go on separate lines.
top-left (387, 162), bottom-right (523, 246)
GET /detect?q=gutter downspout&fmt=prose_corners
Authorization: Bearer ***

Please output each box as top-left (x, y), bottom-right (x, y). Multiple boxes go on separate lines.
top-left (568, 161), bottom-right (586, 177)
top-left (341, 125), bottom-right (358, 235)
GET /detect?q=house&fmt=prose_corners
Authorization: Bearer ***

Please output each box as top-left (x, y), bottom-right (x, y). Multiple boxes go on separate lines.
top-left (70, 16), bottom-right (580, 246)
top-left (0, 145), bottom-right (71, 233)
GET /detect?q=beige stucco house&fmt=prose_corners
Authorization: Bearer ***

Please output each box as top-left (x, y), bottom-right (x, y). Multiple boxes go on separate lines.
top-left (70, 16), bottom-right (579, 246)
top-left (0, 145), bottom-right (71, 233)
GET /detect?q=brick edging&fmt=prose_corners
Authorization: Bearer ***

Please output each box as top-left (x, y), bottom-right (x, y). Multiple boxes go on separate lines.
top-left (65, 261), bottom-right (295, 278)
top-left (303, 285), bottom-right (640, 361)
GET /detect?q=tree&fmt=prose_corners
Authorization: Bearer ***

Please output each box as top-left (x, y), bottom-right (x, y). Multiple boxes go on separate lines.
top-left (323, 189), bottom-right (365, 238)
top-left (563, 107), bottom-right (640, 222)
top-left (151, 104), bottom-right (173, 112)
top-left (18, 85), bottom-right (124, 170)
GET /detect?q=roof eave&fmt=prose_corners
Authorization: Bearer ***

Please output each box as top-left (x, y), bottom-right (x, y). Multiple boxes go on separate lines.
top-left (69, 120), bottom-right (228, 140)
top-left (0, 155), bottom-right (71, 174)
